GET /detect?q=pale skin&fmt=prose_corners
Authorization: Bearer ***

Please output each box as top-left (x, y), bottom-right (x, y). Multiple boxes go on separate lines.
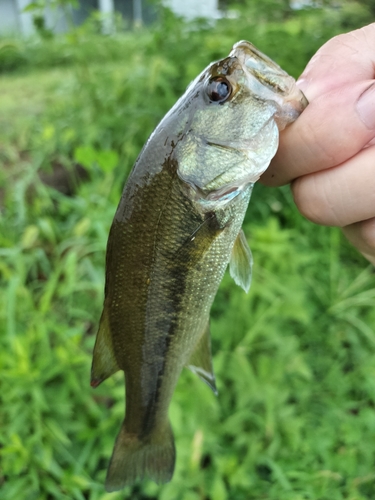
top-left (261, 23), bottom-right (375, 265)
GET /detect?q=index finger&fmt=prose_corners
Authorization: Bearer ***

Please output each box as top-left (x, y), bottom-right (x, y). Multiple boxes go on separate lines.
top-left (298, 24), bottom-right (375, 99)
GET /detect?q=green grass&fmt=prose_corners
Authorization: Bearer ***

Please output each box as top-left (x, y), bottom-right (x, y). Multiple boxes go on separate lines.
top-left (1, 5), bottom-right (375, 499)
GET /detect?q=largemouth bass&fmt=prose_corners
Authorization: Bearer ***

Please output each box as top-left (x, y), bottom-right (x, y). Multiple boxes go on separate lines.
top-left (91, 41), bottom-right (307, 492)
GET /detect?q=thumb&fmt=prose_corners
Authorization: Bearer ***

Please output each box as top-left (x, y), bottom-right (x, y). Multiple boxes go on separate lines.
top-left (262, 80), bottom-right (375, 186)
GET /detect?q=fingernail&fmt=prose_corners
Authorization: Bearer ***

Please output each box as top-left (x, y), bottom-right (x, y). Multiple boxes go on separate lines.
top-left (296, 77), bottom-right (309, 93)
top-left (357, 82), bottom-right (375, 129)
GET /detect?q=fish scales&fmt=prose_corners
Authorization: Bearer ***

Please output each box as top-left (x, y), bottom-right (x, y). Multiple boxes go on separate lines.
top-left (91, 40), bottom-right (308, 491)
top-left (107, 144), bottom-right (250, 426)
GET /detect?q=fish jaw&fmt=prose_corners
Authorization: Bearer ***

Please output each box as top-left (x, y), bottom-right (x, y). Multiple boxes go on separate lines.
top-left (231, 40), bottom-right (308, 129)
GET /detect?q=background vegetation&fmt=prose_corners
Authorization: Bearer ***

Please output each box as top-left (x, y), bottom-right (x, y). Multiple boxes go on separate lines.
top-left (1, 1), bottom-right (375, 499)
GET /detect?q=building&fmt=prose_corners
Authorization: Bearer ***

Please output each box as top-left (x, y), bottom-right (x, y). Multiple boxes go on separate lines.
top-left (0, 0), bottom-right (220, 37)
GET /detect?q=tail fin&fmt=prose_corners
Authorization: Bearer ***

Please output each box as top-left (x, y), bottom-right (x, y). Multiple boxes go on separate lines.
top-left (105, 420), bottom-right (176, 492)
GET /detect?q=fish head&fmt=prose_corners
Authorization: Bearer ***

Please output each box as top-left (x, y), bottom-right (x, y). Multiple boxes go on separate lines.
top-left (173, 40), bottom-right (307, 203)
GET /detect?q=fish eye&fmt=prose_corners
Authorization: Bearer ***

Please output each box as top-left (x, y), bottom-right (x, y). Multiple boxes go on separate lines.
top-left (206, 77), bottom-right (232, 103)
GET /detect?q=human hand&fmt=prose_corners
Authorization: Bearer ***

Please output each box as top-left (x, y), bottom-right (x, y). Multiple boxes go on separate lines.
top-left (261, 24), bottom-right (375, 265)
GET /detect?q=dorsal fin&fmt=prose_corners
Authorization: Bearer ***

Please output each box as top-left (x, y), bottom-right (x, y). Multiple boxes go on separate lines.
top-left (229, 229), bottom-right (253, 293)
top-left (186, 321), bottom-right (217, 395)
top-left (91, 306), bottom-right (120, 388)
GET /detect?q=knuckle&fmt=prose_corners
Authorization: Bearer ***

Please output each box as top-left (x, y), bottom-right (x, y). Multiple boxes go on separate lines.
top-left (292, 176), bottom-right (325, 225)
top-left (292, 175), bottom-right (341, 226)
top-left (327, 29), bottom-right (364, 53)
top-left (358, 218), bottom-right (375, 250)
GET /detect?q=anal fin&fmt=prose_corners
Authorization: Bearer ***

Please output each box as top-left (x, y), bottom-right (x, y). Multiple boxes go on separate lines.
top-left (187, 321), bottom-right (217, 395)
top-left (229, 228), bottom-right (253, 293)
top-left (91, 306), bottom-right (119, 388)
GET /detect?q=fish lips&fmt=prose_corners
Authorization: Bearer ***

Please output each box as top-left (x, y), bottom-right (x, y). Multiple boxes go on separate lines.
top-left (231, 40), bottom-right (308, 129)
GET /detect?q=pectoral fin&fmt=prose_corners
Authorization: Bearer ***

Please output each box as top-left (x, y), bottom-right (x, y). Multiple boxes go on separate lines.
top-left (91, 306), bottom-right (119, 388)
top-left (229, 229), bottom-right (253, 293)
top-left (187, 322), bottom-right (217, 395)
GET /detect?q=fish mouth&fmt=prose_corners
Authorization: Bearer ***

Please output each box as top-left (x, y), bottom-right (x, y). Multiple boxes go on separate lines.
top-left (231, 40), bottom-right (286, 77)
top-left (230, 40), bottom-right (308, 128)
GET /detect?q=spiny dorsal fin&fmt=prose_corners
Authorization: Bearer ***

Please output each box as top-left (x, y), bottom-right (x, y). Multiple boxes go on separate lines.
top-left (91, 306), bottom-right (119, 388)
top-left (187, 321), bottom-right (217, 395)
top-left (229, 228), bottom-right (253, 293)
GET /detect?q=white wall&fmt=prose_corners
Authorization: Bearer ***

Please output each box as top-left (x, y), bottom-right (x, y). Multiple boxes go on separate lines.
top-left (0, 0), bottom-right (32, 35)
top-left (163, 0), bottom-right (220, 20)
top-left (0, 0), bottom-right (220, 37)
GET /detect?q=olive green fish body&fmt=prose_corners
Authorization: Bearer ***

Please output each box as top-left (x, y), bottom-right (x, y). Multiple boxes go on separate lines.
top-left (94, 130), bottom-right (251, 489)
top-left (92, 40), bottom-right (308, 492)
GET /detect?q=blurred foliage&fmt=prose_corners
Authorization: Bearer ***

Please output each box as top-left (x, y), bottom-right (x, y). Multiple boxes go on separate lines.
top-left (1, 1), bottom-right (375, 499)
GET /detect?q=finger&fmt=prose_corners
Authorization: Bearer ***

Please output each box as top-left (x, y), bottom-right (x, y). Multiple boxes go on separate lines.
top-left (262, 80), bottom-right (375, 186)
top-left (298, 23), bottom-right (375, 99)
top-left (291, 144), bottom-right (375, 227)
top-left (343, 218), bottom-right (375, 266)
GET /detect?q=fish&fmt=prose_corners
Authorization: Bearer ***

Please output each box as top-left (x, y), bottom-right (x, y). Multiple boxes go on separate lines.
top-left (91, 40), bottom-right (308, 492)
